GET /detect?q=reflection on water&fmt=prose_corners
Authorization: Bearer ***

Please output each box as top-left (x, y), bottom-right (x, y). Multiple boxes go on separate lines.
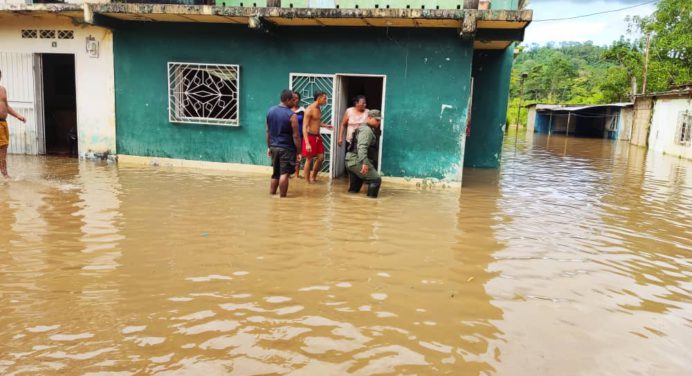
top-left (1, 133), bottom-right (690, 375)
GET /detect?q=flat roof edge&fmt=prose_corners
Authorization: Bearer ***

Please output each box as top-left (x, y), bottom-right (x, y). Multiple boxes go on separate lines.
top-left (0, 3), bottom-right (83, 13)
top-left (87, 4), bottom-right (531, 21)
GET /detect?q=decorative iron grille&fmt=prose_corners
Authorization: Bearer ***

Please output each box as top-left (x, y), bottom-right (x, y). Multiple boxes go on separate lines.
top-left (290, 74), bottom-right (334, 173)
top-left (58, 30), bottom-right (74, 39)
top-left (21, 30), bottom-right (38, 39)
top-left (39, 30), bottom-right (56, 39)
top-left (168, 62), bottom-right (240, 126)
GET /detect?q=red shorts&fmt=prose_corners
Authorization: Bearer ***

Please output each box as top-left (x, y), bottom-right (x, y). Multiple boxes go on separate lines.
top-left (302, 134), bottom-right (324, 157)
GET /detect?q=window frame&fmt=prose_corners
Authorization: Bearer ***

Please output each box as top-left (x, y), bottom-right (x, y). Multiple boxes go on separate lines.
top-left (167, 62), bottom-right (240, 127)
top-left (676, 111), bottom-right (691, 146)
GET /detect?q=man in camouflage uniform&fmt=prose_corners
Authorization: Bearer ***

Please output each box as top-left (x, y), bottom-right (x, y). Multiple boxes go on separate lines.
top-left (345, 110), bottom-right (382, 198)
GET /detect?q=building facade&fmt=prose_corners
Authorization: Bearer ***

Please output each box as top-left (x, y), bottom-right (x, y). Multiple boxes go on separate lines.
top-left (641, 89), bottom-right (692, 160)
top-left (1, 1), bottom-right (531, 181)
top-left (526, 103), bottom-right (633, 141)
top-left (0, 1), bottom-right (116, 159)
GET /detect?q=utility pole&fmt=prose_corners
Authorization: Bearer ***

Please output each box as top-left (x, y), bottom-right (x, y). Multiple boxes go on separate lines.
top-left (642, 33), bottom-right (651, 95)
top-left (516, 72), bottom-right (528, 131)
top-left (514, 72), bottom-right (528, 151)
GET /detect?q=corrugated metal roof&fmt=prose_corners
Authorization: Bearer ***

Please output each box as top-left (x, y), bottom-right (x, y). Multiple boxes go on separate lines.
top-left (529, 103), bottom-right (633, 112)
top-left (635, 87), bottom-right (692, 99)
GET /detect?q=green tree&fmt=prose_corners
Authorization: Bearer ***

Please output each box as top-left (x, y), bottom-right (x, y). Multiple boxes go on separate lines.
top-left (600, 38), bottom-right (643, 102)
top-left (632, 0), bottom-right (692, 91)
top-left (507, 0), bottom-right (692, 127)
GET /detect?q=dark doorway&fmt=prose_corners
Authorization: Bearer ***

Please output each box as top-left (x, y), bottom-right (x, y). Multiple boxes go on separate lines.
top-left (344, 76), bottom-right (384, 112)
top-left (333, 75), bottom-right (385, 178)
top-left (42, 54), bottom-right (77, 156)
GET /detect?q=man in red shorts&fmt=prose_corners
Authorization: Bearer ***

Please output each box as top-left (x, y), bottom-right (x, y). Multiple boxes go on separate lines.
top-left (302, 91), bottom-right (333, 183)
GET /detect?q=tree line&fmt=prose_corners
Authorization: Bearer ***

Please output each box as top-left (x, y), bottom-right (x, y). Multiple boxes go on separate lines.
top-left (507, 0), bottom-right (690, 126)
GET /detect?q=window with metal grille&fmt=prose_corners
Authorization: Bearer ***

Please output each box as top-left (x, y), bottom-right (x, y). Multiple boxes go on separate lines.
top-left (676, 111), bottom-right (691, 146)
top-left (39, 30), bottom-right (56, 39)
top-left (58, 30), bottom-right (74, 39)
top-left (21, 30), bottom-right (38, 39)
top-left (168, 62), bottom-right (240, 126)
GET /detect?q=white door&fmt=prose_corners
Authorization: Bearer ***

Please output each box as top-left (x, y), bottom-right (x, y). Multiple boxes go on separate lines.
top-left (333, 74), bottom-right (387, 177)
top-left (0, 52), bottom-right (40, 155)
top-left (289, 73), bottom-right (336, 177)
top-left (332, 75), bottom-right (349, 178)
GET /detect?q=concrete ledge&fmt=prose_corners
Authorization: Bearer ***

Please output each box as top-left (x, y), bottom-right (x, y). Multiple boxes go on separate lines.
top-left (0, 3), bottom-right (85, 22)
top-left (117, 154), bottom-right (460, 191)
top-left (89, 3), bottom-right (530, 20)
top-left (0, 3), bottom-right (83, 13)
top-left (117, 154), bottom-right (273, 174)
top-left (84, 3), bottom-right (531, 31)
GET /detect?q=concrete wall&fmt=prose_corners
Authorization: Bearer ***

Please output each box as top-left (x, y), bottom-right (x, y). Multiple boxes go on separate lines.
top-left (464, 47), bottom-right (513, 168)
top-left (535, 112), bottom-right (568, 134)
top-left (0, 13), bottom-right (116, 157)
top-left (526, 105), bottom-right (536, 133)
top-left (631, 97), bottom-right (653, 147)
top-left (618, 107), bottom-right (633, 141)
top-left (113, 22), bottom-right (473, 179)
top-left (648, 97), bottom-right (692, 160)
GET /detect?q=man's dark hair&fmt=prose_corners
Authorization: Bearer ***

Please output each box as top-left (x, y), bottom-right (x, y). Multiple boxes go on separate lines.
top-left (280, 89), bottom-right (294, 103)
top-left (313, 91), bottom-right (326, 101)
top-left (353, 95), bottom-right (366, 105)
top-left (293, 91), bottom-right (301, 101)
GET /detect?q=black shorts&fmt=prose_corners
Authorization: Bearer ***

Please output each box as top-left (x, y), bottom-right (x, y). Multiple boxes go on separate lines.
top-left (270, 147), bottom-right (296, 179)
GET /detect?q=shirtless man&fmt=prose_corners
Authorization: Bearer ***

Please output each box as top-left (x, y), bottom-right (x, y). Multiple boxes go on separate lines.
top-left (302, 91), bottom-right (333, 183)
top-left (0, 69), bottom-right (27, 178)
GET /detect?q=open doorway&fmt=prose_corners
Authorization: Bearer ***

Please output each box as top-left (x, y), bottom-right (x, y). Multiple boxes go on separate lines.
top-left (41, 54), bottom-right (77, 157)
top-left (332, 74), bottom-right (386, 179)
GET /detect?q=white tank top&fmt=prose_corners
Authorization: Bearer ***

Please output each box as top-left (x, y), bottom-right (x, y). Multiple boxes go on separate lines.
top-left (346, 108), bottom-right (369, 143)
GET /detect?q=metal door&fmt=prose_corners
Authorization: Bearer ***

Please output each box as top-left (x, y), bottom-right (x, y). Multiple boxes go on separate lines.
top-left (0, 52), bottom-right (40, 155)
top-left (289, 73), bottom-right (335, 176)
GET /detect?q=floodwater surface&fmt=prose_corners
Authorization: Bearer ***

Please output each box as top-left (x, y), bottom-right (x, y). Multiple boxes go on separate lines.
top-left (1, 133), bottom-right (691, 375)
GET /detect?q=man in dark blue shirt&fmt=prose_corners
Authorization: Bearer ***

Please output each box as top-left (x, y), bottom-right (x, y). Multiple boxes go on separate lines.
top-left (266, 89), bottom-right (300, 197)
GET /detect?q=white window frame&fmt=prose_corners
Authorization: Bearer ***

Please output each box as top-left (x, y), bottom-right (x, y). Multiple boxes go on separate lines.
top-left (676, 111), bottom-right (691, 146)
top-left (167, 62), bottom-right (240, 127)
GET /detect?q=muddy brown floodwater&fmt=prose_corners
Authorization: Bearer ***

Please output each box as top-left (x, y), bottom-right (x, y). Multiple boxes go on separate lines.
top-left (1, 132), bottom-right (690, 375)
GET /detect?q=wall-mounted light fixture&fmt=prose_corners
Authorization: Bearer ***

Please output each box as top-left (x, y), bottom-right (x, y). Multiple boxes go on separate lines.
top-left (86, 35), bottom-right (99, 58)
top-left (248, 16), bottom-right (262, 29)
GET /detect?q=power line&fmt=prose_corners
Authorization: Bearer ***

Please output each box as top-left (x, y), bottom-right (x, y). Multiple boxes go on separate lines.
top-left (532, 0), bottom-right (658, 23)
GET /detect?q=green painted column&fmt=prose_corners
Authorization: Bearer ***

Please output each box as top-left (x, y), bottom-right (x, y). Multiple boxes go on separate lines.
top-left (464, 46), bottom-right (513, 168)
top-left (490, 0), bottom-right (519, 9)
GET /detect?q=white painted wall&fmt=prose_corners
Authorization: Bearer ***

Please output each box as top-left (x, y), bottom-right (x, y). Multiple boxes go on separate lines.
top-left (0, 13), bottom-right (115, 157)
top-left (618, 107), bottom-right (633, 141)
top-left (526, 106), bottom-right (536, 133)
top-left (648, 97), bottom-right (692, 160)
top-left (0, 52), bottom-right (38, 154)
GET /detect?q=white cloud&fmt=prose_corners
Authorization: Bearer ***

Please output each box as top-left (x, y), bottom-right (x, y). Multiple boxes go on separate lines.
top-left (524, 0), bottom-right (657, 45)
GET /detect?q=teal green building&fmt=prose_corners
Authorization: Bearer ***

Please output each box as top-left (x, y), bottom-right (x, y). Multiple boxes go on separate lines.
top-left (89, 2), bottom-right (531, 180)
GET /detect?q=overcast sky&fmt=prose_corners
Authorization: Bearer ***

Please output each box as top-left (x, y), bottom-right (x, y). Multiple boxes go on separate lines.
top-left (524, 0), bottom-right (658, 46)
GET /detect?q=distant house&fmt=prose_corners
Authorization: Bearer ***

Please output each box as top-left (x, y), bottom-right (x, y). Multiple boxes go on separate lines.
top-left (631, 86), bottom-right (691, 160)
top-left (525, 103), bottom-right (633, 140)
